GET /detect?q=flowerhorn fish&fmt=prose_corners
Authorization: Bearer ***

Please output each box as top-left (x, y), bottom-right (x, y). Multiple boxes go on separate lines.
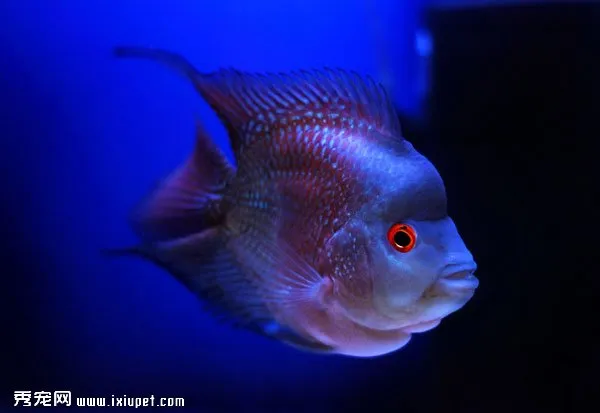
top-left (110, 46), bottom-right (479, 357)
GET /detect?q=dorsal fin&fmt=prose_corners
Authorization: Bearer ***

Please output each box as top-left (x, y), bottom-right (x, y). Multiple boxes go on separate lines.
top-left (197, 66), bottom-right (402, 134)
top-left (114, 46), bottom-right (403, 154)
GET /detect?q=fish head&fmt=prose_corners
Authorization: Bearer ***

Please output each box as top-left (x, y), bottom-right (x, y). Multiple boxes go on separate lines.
top-left (324, 143), bottom-right (478, 333)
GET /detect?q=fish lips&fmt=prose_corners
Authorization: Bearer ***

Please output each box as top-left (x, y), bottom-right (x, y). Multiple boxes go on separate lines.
top-left (436, 263), bottom-right (479, 295)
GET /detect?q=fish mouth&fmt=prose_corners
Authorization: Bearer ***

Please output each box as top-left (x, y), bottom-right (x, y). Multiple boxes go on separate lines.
top-left (397, 264), bottom-right (478, 334)
top-left (436, 263), bottom-right (479, 293)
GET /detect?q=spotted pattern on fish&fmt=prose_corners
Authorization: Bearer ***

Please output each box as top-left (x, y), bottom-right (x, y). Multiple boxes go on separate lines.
top-left (226, 120), bottom-right (383, 266)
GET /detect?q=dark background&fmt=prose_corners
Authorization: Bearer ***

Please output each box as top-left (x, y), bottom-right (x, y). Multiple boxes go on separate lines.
top-left (389, 3), bottom-right (598, 412)
top-left (1, 2), bottom-right (597, 412)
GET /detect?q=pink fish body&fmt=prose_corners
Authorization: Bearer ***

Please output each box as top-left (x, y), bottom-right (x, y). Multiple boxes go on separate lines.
top-left (112, 47), bottom-right (479, 358)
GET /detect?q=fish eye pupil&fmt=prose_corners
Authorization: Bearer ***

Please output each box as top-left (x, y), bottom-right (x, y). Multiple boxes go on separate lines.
top-left (393, 230), bottom-right (412, 247)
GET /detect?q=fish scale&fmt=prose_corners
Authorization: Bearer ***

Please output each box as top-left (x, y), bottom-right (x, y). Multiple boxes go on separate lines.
top-left (228, 120), bottom-right (377, 265)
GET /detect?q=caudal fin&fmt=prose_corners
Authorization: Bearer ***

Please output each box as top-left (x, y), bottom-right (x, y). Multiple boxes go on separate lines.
top-left (131, 121), bottom-right (235, 243)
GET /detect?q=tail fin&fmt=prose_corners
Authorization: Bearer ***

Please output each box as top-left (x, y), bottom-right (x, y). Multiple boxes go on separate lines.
top-left (130, 120), bottom-right (234, 243)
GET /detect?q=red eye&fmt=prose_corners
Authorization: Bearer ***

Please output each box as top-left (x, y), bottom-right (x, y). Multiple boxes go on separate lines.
top-left (387, 223), bottom-right (417, 253)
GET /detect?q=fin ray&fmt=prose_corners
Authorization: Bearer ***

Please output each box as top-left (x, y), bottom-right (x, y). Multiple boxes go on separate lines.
top-left (114, 46), bottom-right (403, 153)
top-left (132, 120), bottom-right (234, 242)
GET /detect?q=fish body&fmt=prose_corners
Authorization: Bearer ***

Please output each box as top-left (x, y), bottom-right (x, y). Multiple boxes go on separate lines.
top-left (112, 47), bottom-right (479, 357)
